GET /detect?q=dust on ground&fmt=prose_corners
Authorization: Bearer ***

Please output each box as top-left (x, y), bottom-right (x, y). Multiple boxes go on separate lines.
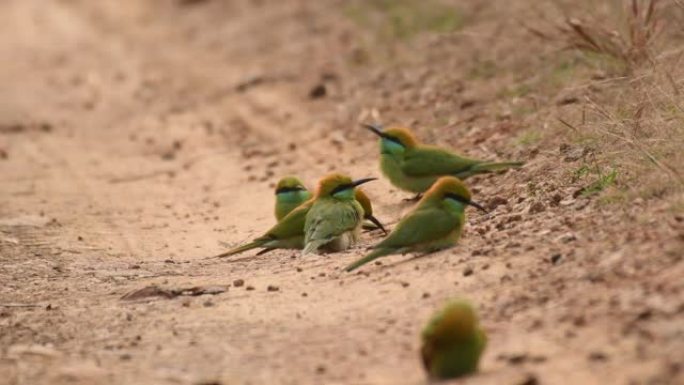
top-left (1, 1), bottom-right (683, 384)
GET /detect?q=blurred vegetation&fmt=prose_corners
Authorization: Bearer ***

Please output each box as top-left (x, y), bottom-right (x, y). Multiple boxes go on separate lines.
top-left (344, 0), bottom-right (463, 40)
top-left (573, 165), bottom-right (619, 197)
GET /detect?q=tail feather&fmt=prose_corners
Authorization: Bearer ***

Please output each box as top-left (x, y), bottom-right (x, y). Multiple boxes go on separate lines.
top-left (213, 240), bottom-right (263, 258)
top-left (344, 248), bottom-right (393, 272)
top-left (471, 161), bottom-right (523, 173)
top-left (363, 215), bottom-right (388, 235)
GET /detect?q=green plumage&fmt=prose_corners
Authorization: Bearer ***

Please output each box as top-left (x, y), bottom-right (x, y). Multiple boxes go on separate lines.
top-left (421, 301), bottom-right (487, 379)
top-left (382, 146), bottom-right (523, 194)
top-left (215, 201), bottom-right (311, 258)
top-left (365, 125), bottom-right (523, 194)
top-left (303, 197), bottom-right (364, 255)
top-left (302, 173), bottom-right (374, 255)
top-left (274, 176), bottom-right (312, 221)
top-left (345, 176), bottom-right (471, 272)
top-left (344, 206), bottom-right (462, 271)
top-left (275, 192), bottom-right (311, 221)
top-left (274, 177), bottom-right (385, 233)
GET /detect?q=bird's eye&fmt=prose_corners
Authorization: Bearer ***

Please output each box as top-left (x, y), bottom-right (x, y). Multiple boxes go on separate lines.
top-left (383, 135), bottom-right (404, 147)
top-left (330, 183), bottom-right (354, 196)
top-left (444, 192), bottom-right (467, 204)
top-left (276, 186), bottom-right (305, 194)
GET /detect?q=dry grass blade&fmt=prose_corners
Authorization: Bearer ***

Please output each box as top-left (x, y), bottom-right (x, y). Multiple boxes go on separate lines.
top-left (645, 0), bottom-right (658, 23)
top-left (584, 97), bottom-right (684, 186)
top-left (519, 20), bottom-right (555, 41)
top-left (565, 18), bottom-right (604, 52)
top-left (543, 0), bottom-right (665, 72)
top-left (557, 117), bottom-right (580, 133)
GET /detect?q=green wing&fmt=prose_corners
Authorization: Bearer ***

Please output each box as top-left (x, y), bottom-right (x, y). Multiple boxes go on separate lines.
top-left (401, 146), bottom-right (480, 177)
top-left (374, 207), bottom-right (460, 249)
top-left (304, 200), bottom-right (361, 245)
top-left (265, 201), bottom-right (311, 240)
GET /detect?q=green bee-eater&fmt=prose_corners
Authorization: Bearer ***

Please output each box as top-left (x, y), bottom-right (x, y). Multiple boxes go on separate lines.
top-left (421, 300), bottom-right (487, 379)
top-left (364, 123), bottom-right (523, 195)
top-left (303, 173), bottom-right (376, 255)
top-left (344, 176), bottom-right (485, 271)
top-left (274, 177), bottom-right (386, 234)
top-left (274, 176), bottom-right (313, 221)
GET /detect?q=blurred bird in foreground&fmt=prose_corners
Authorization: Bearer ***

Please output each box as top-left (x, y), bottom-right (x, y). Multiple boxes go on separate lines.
top-left (344, 176), bottom-right (484, 272)
top-left (364, 123), bottom-right (523, 198)
top-left (421, 300), bottom-right (487, 380)
top-left (274, 176), bottom-right (386, 234)
top-left (303, 173), bottom-right (376, 255)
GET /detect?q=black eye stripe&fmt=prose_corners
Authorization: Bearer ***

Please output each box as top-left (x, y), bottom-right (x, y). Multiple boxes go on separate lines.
top-left (275, 186), bottom-right (305, 194)
top-left (382, 135), bottom-right (404, 146)
top-left (445, 192), bottom-right (469, 204)
top-left (331, 183), bottom-right (355, 195)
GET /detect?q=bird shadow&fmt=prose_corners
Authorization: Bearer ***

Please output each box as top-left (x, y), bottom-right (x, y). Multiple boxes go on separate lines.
top-left (348, 250), bottom-right (444, 274)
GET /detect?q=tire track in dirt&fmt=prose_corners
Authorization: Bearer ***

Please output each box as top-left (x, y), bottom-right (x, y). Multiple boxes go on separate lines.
top-left (3, 2), bottom-right (682, 385)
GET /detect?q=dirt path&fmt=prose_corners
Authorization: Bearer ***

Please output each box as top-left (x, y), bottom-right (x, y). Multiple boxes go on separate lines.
top-left (1, 1), bottom-right (682, 385)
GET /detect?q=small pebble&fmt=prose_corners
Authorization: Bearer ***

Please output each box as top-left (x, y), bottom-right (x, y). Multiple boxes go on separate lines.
top-left (233, 279), bottom-right (244, 287)
top-left (588, 352), bottom-right (608, 362)
top-left (267, 285), bottom-right (279, 292)
top-left (309, 84), bottom-right (327, 99)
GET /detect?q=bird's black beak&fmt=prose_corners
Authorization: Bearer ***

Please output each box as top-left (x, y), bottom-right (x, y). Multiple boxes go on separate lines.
top-left (361, 123), bottom-right (385, 138)
top-left (467, 200), bottom-right (488, 213)
top-left (367, 215), bottom-right (388, 235)
top-left (352, 177), bottom-right (377, 187)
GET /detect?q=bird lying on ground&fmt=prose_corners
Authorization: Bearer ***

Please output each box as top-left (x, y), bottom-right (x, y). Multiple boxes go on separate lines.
top-left (344, 176), bottom-right (485, 272)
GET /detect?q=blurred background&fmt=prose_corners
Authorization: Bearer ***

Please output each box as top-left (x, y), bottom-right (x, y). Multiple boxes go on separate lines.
top-left (1, 1), bottom-right (682, 384)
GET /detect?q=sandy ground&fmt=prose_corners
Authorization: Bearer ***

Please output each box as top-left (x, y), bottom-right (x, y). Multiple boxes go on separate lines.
top-left (1, 1), bottom-right (683, 384)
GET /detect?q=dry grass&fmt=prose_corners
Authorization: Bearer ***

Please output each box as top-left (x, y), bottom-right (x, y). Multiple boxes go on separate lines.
top-left (560, 0), bottom-right (662, 70)
top-left (521, 0), bottom-right (684, 204)
top-left (523, 0), bottom-right (667, 73)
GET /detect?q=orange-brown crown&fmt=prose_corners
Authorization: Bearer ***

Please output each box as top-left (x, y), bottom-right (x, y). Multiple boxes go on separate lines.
top-left (424, 300), bottom-right (478, 343)
top-left (424, 176), bottom-right (472, 202)
top-left (383, 127), bottom-right (419, 148)
top-left (314, 173), bottom-right (354, 198)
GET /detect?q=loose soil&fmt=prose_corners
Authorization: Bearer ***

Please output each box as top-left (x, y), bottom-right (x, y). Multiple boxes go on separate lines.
top-left (1, 1), bottom-right (682, 385)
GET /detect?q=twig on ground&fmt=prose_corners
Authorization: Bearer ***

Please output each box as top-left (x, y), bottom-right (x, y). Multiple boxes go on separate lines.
top-left (1, 303), bottom-right (42, 308)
